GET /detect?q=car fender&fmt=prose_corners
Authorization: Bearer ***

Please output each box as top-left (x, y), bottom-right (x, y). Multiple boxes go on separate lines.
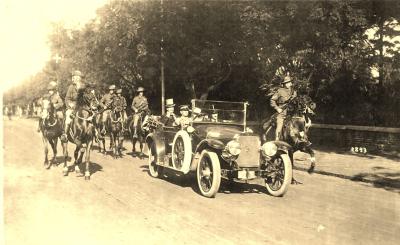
top-left (146, 132), bottom-right (166, 164)
top-left (273, 140), bottom-right (293, 153)
top-left (190, 139), bottom-right (224, 171)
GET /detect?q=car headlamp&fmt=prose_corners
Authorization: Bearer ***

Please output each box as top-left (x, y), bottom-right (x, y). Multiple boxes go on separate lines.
top-left (227, 140), bottom-right (241, 156)
top-left (262, 142), bottom-right (278, 157)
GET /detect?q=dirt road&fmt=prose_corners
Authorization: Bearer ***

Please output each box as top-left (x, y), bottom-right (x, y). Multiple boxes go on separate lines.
top-left (3, 118), bottom-right (399, 244)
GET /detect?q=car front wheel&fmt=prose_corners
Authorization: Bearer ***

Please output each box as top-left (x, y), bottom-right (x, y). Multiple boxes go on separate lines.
top-left (264, 153), bottom-right (292, 197)
top-left (148, 142), bottom-right (163, 178)
top-left (196, 150), bottom-right (221, 198)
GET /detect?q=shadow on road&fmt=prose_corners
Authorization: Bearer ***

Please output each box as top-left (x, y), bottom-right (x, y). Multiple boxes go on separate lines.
top-left (219, 179), bottom-right (269, 195)
top-left (351, 172), bottom-right (400, 194)
top-left (139, 164), bottom-right (271, 196)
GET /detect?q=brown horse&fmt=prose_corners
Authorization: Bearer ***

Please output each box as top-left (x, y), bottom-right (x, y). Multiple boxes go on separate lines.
top-left (39, 99), bottom-right (65, 169)
top-left (128, 111), bottom-right (150, 159)
top-left (261, 96), bottom-right (316, 183)
top-left (106, 108), bottom-right (124, 158)
top-left (62, 90), bottom-right (98, 180)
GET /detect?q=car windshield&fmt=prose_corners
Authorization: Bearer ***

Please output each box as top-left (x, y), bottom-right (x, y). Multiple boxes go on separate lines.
top-left (191, 99), bottom-right (247, 126)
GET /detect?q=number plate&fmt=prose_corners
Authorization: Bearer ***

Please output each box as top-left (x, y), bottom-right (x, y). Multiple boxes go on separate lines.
top-left (238, 170), bottom-right (256, 179)
top-left (238, 170), bottom-right (246, 179)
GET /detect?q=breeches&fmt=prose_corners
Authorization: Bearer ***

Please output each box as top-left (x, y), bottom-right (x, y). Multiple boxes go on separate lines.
top-left (65, 109), bottom-right (73, 124)
top-left (102, 110), bottom-right (111, 122)
top-left (133, 113), bottom-right (141, 126)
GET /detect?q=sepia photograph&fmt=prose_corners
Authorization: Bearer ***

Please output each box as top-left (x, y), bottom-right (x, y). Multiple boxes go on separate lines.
top-left (1, 0), bottom-right (399, 244)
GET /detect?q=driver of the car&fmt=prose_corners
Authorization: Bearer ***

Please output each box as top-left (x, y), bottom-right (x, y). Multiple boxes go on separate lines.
top-left (210, 110), bottom-right (218, 122)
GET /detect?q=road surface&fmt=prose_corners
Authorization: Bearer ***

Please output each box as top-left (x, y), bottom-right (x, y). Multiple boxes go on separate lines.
top-left (3, 118), bottom-right (400, 244)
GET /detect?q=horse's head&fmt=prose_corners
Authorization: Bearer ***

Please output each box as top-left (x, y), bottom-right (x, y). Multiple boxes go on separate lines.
top-left (41, 99), bottom-right (55, 122)
top-left (288, 116), bottom-right (312, 149)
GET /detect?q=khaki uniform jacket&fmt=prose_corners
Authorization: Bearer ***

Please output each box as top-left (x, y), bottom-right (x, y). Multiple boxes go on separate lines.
top-left (100, 93), bottom-right (115, 109)
top-left (270, 87), bottom-right (297, 113)
top-left (131, 95), bottom-right (149, 112)
top-left (115, 95), bottom-right (127, 109)
top-left (65, 84), bottom-right (78, 109)
top-left (49, 92), bottom-right (64, 111)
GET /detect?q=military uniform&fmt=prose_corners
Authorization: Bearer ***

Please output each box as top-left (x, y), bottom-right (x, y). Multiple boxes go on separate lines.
top-left (62, 70), bottom-right (84, 140)
top-left (131, 87), bottom-right (149, 136)
top-left (270, 76), bottom-right (297, 140)
top-left (50, 92), bottom-right (64, 120)
top-left (115, 89), bottom-right (128, 130)
top-left (100, 85), bottom-right (116, 133)
top-left (131, 95), bottom-right (149, 113)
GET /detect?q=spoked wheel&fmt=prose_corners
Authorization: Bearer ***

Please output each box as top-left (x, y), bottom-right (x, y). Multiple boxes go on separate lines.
top-left (148, 142), bottom-right (163, 178)
top-left (172, 131), bottom-right (192, 173)
top-left (173, 136), bottom-right (184, 169)
top-left (264, 153), bottom-right (292, 197)
top-left (196, 150), bottom-right (221, 198)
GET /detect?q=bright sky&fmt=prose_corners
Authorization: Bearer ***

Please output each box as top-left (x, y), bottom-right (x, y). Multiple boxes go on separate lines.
top-left (0, 0), bottom-right (108, 92)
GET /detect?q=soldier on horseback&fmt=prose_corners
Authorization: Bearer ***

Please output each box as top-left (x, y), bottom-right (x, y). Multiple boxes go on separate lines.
top-left (38, 82), bottom-right (64, 132)
top-left (100, 85), bottom-right (116, 134)
top-left (62, 70), bottom-right (84, 142)
top-left (131, 86), bottom-right (149, 137)
top-left (115, 88), bottom-right (128, 132)
top-left (270, 75), bottom-right (297, 141)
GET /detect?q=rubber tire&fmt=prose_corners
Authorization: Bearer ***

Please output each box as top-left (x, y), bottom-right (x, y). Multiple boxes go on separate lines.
top-left (196, 150), bottom-right (221, 198)
top-left (265, 153), bottom-right (292, 197)
top-left (148, 142), bottom-right (163, 178)
top-left (171, 130), bottom-right (192, 173)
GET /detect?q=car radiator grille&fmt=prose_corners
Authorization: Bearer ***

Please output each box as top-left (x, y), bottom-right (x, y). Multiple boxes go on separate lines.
top-left (235, 136), bottom-right (261, 168)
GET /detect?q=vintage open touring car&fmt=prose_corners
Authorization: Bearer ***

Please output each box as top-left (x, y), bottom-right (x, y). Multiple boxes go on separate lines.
top-left (145, 99), bottom-right (293, 198)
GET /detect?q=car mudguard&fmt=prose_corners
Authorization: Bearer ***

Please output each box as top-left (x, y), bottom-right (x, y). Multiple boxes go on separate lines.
top-left (190, 139), bottom-right (225, 171)
top-left (146, 132), bottom-right (167, 164)
top-left (273, 140), bottom-right (292, 153)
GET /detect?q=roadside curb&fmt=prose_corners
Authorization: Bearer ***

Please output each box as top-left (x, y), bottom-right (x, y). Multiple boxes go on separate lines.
top-left (293, 166), bottom-right (400, 190)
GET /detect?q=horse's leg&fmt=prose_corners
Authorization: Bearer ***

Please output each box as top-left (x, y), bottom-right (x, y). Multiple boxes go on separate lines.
top-left (62, 142), bottom-right (69, 176)
top-left (42, 135), bottom-right (49, 169)
top-left (139, 136), bottom-right (144, 159)
top-left (305, 146), bottom-right (316, 174)
top-left (289, 150), bottom-right (302, 185)
top-left (84, 140), bottom-right (92, 180)
top-left (49, 138), bottom-right (57, 167)
top-left (101, 137), bottom-right (106, 154)
top-left (74, 146), bottom-right (81, 175)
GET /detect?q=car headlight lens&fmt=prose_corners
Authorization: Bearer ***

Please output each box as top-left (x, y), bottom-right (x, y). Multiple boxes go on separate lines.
top-left (262, 142), bottom-right (277, 157)
top-left (227, 140), bottom-right (241, 156)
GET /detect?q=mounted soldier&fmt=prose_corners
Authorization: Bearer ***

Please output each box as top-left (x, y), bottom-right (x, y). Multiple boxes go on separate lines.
top-left (99, 84), bottom-right (116, 134)
top-left (270, 75), bottom-right (297, 141)
top-left (115, 88), bottom-right (128, 131)
top-left (131, 86), bottom-right (149, 137)
top-left (38, 82), bottom-right (64, 132)
top-left (262, 75), bottom-right (316, 183)
top-left (62, 70), bottom-right (84, 142)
